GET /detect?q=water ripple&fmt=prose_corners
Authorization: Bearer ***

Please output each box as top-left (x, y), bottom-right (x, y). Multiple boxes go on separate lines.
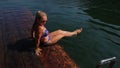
top-left (90, 19), bottom-right (120, 47)
top-left (89, 19), bottom-right (120, 30)
top-left (107, 38), bottom-right (120, 47)
top-left (85, 8), bottom-right (120, 25)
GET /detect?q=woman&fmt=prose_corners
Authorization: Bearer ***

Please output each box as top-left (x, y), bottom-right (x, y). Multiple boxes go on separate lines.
top-left (31, 11), bottom-right (82, 56)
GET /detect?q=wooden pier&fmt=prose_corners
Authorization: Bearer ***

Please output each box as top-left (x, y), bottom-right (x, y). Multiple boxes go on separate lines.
top-left (0, 7), bottom-right (79, 68)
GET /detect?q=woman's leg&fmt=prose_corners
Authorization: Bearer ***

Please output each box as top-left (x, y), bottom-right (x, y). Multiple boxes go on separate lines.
top-left (49, 28), bottom-right (82, 37)
top-left (47, 28), bottom-right (82, 44)
top-left (48, 29), bottom-right (63, 37)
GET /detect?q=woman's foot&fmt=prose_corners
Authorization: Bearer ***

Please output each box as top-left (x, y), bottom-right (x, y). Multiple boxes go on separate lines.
top-left (74, 28), bottom-right (82, 35)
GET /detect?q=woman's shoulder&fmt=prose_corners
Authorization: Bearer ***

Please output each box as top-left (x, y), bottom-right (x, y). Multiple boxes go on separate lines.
top-left (37, 26), bottom-right (46, 32)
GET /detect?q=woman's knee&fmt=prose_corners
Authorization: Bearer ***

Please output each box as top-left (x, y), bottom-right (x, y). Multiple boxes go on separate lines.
top-left (57, 29), bottom-right (67, 35)
top-left (56, 29), bottom-right (68, 36)
top-left (57, 29), bottom-right (62, 32)
top-left (57, 29), bottom-right (64, 33)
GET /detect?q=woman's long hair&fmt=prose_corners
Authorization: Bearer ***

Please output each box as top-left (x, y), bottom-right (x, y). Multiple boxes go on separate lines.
top-left (32, 11), bottom-right (47, 30)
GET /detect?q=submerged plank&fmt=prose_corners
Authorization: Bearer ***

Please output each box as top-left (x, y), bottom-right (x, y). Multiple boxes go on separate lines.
top-left (0, 7), bottom-right (43, 68)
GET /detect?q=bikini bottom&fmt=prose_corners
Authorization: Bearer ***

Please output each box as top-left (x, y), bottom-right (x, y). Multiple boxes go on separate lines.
top-left (40, 36), bottom-right (51, 46)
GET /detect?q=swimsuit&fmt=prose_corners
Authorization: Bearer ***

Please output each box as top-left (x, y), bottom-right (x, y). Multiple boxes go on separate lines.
top-left (41, 29), bottom-right (49, 38)
top-left (40, 29), bottom-right (51, 46)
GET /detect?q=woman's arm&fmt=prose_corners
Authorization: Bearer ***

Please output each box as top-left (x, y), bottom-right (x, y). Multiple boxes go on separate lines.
top-left (35, 27), bottom-right (43, 55)
top-left (35, 27), bottom-right (43, 48)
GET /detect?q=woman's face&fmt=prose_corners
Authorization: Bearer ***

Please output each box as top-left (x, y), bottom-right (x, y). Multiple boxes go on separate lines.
top-left (40, 16), bottom-right (47, 25)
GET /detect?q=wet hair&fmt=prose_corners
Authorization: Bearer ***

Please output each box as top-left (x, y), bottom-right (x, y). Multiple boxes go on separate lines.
top-left (32, 11), bottom-right (47, 30)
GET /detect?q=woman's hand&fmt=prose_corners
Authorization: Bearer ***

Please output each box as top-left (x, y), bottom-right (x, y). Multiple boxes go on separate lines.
top-left (35, 47), bottom-right (42, 56)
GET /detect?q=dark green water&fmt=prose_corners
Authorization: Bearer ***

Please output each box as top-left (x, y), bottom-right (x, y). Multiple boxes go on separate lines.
top-left (0, 0), bottom-right (120, 68)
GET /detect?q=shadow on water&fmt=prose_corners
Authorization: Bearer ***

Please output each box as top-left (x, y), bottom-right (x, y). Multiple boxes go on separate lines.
top-left (7, 38), bottom-right (55, 52)
top-left (7, 38), bottom-right (35, 52)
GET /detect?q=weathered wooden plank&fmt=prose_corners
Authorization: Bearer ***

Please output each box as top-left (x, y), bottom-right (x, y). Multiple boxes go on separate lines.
top-left (0, 11), bottom-right (5, 68)
top-left (5, 52), bottom-right (25, 68)
top-left (0, 32), bottom-right (5, 68)
top-left (22, 53), bottom-right (43, 68)
top-left (39, 44), bottom-right (79, 68)
top-left (0, 7), bottom-right (43, 68)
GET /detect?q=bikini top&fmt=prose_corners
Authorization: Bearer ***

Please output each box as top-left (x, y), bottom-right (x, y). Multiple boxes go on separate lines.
top-left (41, 29), bottom-right (49, 38)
